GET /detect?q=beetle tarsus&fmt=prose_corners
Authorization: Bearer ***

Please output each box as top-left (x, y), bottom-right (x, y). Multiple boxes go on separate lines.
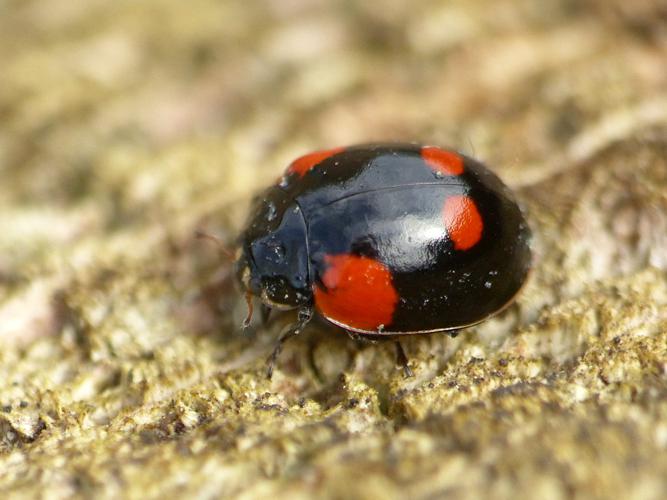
top-left (266, 307), bottom-right (313, 379)
top-left (395, 341), bottom-right (414, 378)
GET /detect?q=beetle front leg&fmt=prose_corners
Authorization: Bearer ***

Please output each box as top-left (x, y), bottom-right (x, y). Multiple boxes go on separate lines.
top-left (266, 307), bottom-right (313, 379)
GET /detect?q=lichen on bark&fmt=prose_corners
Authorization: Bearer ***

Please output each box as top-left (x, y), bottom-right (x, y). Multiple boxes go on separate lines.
top-left (1, 1), bottom-right (666, 498)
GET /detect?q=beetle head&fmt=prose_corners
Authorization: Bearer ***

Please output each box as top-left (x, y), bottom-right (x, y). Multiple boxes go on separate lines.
top-left (235, 188), bottom-right (311, 309)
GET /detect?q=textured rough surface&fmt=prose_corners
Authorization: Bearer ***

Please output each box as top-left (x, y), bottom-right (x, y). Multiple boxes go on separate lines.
top-left (1, 1), bottom-right (667, 499)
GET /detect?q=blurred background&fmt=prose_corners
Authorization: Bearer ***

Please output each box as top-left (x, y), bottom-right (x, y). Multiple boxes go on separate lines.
top-left (1, 1), bottom-right (666, 498)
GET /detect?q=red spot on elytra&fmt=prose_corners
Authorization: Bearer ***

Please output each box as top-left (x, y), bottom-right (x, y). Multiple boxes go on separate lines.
top-left (286, 147), bottom-right (345, 177)
top-left (422, 147), bottom-right (464, 176)
top-left (443, 195), bottom-right (483, 250)
top-left (314, 254), bottom-right (398, 331)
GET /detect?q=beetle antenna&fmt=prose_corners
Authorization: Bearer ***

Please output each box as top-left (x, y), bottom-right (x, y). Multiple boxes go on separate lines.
top-left (466, 136), bottom-right (476, 157)
top-left (195, 229), bottom-right (235, 261)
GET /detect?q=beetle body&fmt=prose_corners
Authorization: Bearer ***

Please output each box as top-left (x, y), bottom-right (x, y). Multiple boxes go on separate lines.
top-left (235, 143), bottom-right (531, 338)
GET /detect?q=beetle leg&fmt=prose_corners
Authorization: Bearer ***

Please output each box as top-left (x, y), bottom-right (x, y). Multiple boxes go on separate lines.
top-left (266, 307), bottom-right (313, 379)
top-left (260, 304), bottom-right (272, 326)
top-left (242, 291), bottom-right (254, 330)
top-left (344, 330), bottom-right (382, 345)
top-left (345, 329), bottom-right (361, 342)
top-left (395, 341), bottom-right (414, 378)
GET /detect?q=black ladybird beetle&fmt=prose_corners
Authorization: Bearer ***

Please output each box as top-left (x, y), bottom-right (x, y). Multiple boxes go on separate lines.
top-left (234, 143), bottom-right (531, 377)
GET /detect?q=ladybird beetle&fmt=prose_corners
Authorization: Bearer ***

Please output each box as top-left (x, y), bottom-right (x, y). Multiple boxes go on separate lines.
top-left (234, 143), bottom-right (531, 377)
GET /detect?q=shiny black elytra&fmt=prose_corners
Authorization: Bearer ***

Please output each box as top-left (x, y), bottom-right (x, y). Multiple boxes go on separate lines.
top-left (233, 143), bottom-right (532, 377)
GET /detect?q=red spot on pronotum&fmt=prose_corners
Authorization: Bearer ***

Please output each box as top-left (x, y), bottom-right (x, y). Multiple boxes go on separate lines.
top-left (443, 195), bottom-right (483, 250)
top-left (286, 147), bottom-right (345, 177)
top-left (422, 147), bottom-right (464, 176)
top-left (314, 254), bottom-right (398, 331)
